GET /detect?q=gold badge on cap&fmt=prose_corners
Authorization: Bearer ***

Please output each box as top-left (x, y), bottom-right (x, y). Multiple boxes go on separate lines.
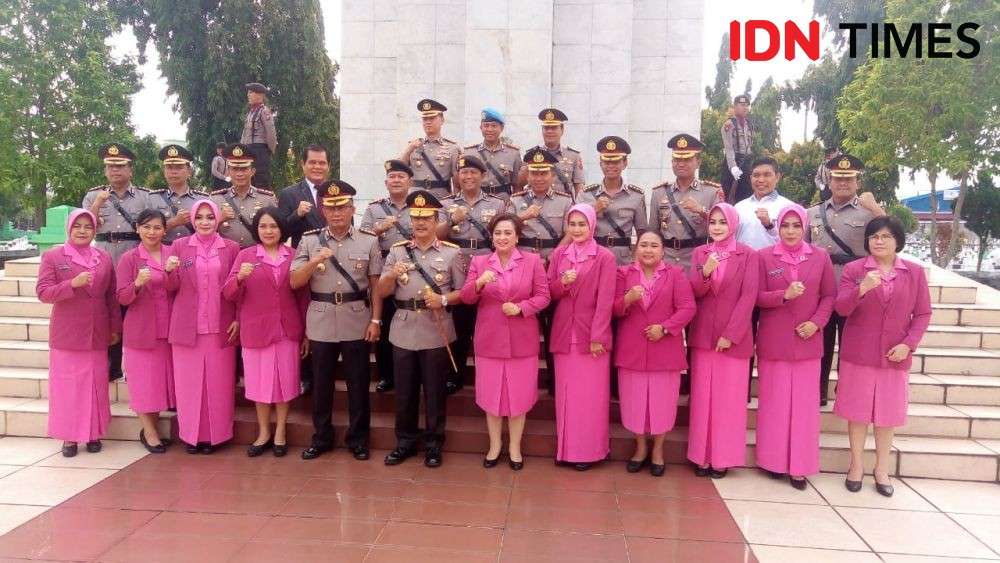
top-left (480, 111), bottom-right (486, 119)
top-left (108, 145), bottom-right (120, 156)
top-left (434, 272), bottom-right (444, 282)
top-left (330, 185), bottom-right (340, 196)
top-left (421, 101), bottom-right (431, 110)
top-left (233, 146), bottom-right (244, 157)
top-left (838, 158), bottom-right (851, 169)
top-left (606, 140), bottom-right (616, 151)
top-left (458, 157), bottom-right (466, 167)
top-left (384, 161), bottom-right (391, 171)
top-left (677, 137), bottom-right (688, 149)
top-left (414, 195), bottom-right (426, 207)
top-left (167, 146), bottom-right (179, 157)
top-left (533, 152), bottom-right (544, 163)
top-left (544, 110), bottom-right (555, 121)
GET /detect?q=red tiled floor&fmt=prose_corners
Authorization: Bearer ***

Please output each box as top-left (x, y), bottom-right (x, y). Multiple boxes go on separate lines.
top-left (509, 488), bottom-right (620, 511)
top-left (405, 481), bottom-right (512, 505)
top-left (506, 505), bottom-right (624, 534)
top-left (499, 529), bottom-right (629, 562)
top-left (168, 489), bottom-right (293, 515)
top-left (278, 493), bottom-right (396, 520)
top-left (392, 498), bottom-right (509, 527)
top-left (232, 540), bottom-right (371, 563)
top-left (376, 521), bottom-right (502, 552)
top-left (620, 497), bottom-right (746, 542)
top-left (253, 516), bottom-right (385, 544)
top-left (0, 530), bottom-right (127, 561)
top-left (97, 535), bottom-right (247, 563)
top-left (367, 546), bottom-right (498, 562)
top-left (626, 536), bottom-right (758, 563)
top-left (131, 511), bottom-right (269, 540)
top-left (298, 476), bottom-right (407, 498)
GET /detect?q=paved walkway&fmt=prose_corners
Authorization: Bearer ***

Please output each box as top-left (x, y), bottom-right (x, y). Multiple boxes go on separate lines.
top-left (0, 438), bottom-right (998, 562)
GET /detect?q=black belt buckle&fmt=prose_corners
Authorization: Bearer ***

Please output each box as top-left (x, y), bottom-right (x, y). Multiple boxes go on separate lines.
top-left (333, 292), bottom-right (344, 305)
top-left (668, 238), bottom-right (682, 250)
top-left (533, 238), bottom-right (543, 251)
top-left (469, 238), bottom-right (479, 250)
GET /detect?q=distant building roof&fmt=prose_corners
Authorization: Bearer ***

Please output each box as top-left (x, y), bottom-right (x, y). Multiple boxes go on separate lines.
top-left (900, 189), bottom-right (958, 218)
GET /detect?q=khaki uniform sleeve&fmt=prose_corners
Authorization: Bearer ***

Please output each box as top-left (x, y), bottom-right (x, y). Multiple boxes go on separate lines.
top-left (721, 121), bottom-right (737, 169)
top-left (262, 106), bottom-right (277, 153)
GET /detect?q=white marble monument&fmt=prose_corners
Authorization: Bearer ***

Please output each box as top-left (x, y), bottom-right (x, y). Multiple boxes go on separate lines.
top-left (340, 0), bottom-right (704, 205)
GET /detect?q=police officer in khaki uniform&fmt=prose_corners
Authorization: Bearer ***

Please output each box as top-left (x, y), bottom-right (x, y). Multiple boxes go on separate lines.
top-left (151, 144), bottom-right (209, 244)
top-left (211, 143), bottom-right (278, 248)
top-left (806, 154), bottom-right (885, 405)
top-left (721, 93), bottom-right (758, 203)
top-left (512, 148), bottom-right (573, 262)
top-left (83, 143), bottom-right (170, 381)
top-left (518, 108), bottom-right (585, 197)
top-left (377, 190), bottom-right (466, 468)
top-left (291, 180), bottom-right (384, 461)
top-left (461, 108), bottom-right (522, 200)
top-left (649, 134), bottom-right (723, 269)
top-left (241, 82), bottom-right (278, 189)
top-left (400, 99), bottom-right (461, 199)
top-left (440, 154), bottom-right (509, 394)
top-left (578, 136), bottom-right (649, 266)
top-left (361, 159), bottom-right (416, 393)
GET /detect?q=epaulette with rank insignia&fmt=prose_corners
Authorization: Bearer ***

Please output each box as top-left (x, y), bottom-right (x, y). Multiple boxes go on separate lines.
top-left (302, 228), bottom-right (322, 237)
top-left (504, 142), bottom-right (520, 150)
top-left (148, 188), bottom-right (166, 194)
top-left (565, 146), bottom-right (580, 154)
top-left (702, 180), bottom-right (721, 188)
top-left (368, 198), bottom-right (386, 206)
top-left (210, 189), bottom-right (229, 195)
top-left (358, 228), bottom-right (377, 237)
top-left (439, 240), bottom-right (459, 248)
top-left (442, 138), bottom-right (457, 145)
top-left (254, 188), bottom-right (275, 196)
top-left (511, 190), bottom-right (527, 198)
top-left (554, 191), bottom-right (572, 198)
top-left (625, 184), bottom-right (644, 195)
top-left (135, 186), bottom-right (150, 192)
top-left (192, 189), bottom-right (210, 196)
top-left (463, 144), bottom-right (479, 150)
top-left (391, 239), bottom-right (410, 247)
top-left (584, 184), bottom-right (601, 192)
top-left (88, 185), bottom-right (111, 192)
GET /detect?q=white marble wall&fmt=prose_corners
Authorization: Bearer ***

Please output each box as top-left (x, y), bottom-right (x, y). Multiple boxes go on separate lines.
top-left (340, 0), bottom-right (703, 205)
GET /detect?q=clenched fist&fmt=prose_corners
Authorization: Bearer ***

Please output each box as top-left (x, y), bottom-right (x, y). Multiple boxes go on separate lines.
top-left (237, 262), bottom-right (255, 281)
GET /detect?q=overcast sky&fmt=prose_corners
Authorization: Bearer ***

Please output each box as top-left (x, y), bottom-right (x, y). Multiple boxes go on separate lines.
top-left (120, 0), bottom-right (928, 196)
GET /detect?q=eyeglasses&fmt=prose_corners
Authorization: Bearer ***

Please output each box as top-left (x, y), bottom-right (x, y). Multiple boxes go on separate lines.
top-left (867, 233), bottom-right (895, 242)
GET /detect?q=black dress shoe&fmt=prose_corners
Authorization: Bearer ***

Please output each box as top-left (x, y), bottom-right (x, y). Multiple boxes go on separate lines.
top-left (86, 440), bottom-right (102, 453)
top-left (301, 446), bottom-right (330, 460)
top-left (351, 446), bottom-right (370, 461)
top-left (765, 470), bottom-right (785, 480)
top-left (198, 443), bottom-right (215, 455)
top-left (445, 381), bottom-right (461, 395)
top-left (424, 448), bottom-right (443, 468)
top-left (790, 477), bottom-right (808, 490)
top-left (384, 447), bottom-right (414, 466)
top-left (509, 458), bottom-right (524, 471)
top-left (247, 439), bottom-right (273, 458)
top-left (62, 443), bottom-right (78, 457)
top-left (874, 476), bottom-right (894, 497)
top-left (375, 379), bottom-right (393, 393)
top-left (626, 459), bottom-right (647, 473)
top-left (185, 443), bottom-right (199, 455)
top-left (483, 455), bottom-right (500, 468)
top-left (573, 463), bottom-right (591, 472)
top-left (709, 468), bottom-right (728, 479)
top-left (139, 430), bottom-right (166, 454)
top-left (650, 463), bottom-right (666, 477)
top-left (300, 380), bottom-right (313, 395)
top-left (273, 444), bottom-right (288, 457)
top-left (844, 477), bottom-right (863, 492)
top-left (694, 465), bottom-right (710, 477)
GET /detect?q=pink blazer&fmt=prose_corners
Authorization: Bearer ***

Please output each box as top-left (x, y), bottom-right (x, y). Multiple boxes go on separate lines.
top-left (755, 245), bottom-right (836, 361)
top-left (222, 245), bottom-right (304, 348)
top-left (36, 245), bottom-right (121, 350)
top-left (116, 245), bottom-right (175, 349)
top-left (612, 264), bottom-right (696, 371)
top-left (835, 258), bottom-right (931, 371)
top-left (164, 235), bottom-right (240, 347)
top-left (460, 250), bottom-right (550, 359)
top-left (687, 243), bottom-right (760, 358)
top-left (546, 244), bottom-right (617, 353)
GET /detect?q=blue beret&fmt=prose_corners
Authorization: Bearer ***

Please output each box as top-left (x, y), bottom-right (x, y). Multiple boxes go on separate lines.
top-left (480, 107), bottom-right (504, 125)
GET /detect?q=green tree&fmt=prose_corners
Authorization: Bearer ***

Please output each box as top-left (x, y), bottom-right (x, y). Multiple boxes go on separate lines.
top-left (838, 0), bottom-right (998, 267)
top-left (751, 77), bottom-right (782, 154)
top-left (704, 33), bottom-right (734, 111)
top-left (111, 0), bottom-right (340, 190)
top-left (773, 140), bottom-right (825, 206)
top-left (962, 173), bottom-right (1000, 272)
top-left (0, 0), bottom-right (156, 226)
top-left (886, 203), bottom-right (917, 234)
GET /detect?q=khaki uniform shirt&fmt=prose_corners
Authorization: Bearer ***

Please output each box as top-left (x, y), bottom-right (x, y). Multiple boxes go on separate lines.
top-left (722, 117), bottom-right (755, 169)
top-left (241, 104), bottom-right (277, 153)
top-left (510, 189), bottom-right (573, 262)
top-left (441, 192), bottom-right (510, 267)
top-left (409, 137), bottom-right (461, 199)
top-left (579, 182), bottom-right (649, 265)
top-left (383, 240), bottom-right (466, 351)
top-left (360, 198), bottom-right (413, 254)
top-left (649, 179), bottom-right (722, 268)
top-left (461, 142), bottom-right (522, 200)
top-left (545, 145), bottom-right (584, 194)
top-left (806, 197), bottom-right (875, 280)
top-left (82, 184), bottom-right (170, 263)
top-left (151, 187), bottom-right (209, 244)
top-left (292, 226), bottom-right (383, 343)
top-left (211, 186), bottom-right (278, 248)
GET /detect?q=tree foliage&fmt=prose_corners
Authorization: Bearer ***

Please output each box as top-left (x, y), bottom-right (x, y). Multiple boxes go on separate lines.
top-left (110, 0), bottom-right (340, 190)
top-left (704, 33), bottom-right (734, 111)
top-left (0, 0), bottom-right (158, 226)
top-left (773, 140), bottom-right (825, 206)
top-left (962, 172), bottom-right (1000, 271)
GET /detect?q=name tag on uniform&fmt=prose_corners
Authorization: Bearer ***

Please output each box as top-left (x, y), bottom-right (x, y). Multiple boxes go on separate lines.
top-left (56, 263), bottom-right (71, 271)
top-left (182, 258), bottom-right (194, 268)
top-left (767, 268), bottom-right (784, 277)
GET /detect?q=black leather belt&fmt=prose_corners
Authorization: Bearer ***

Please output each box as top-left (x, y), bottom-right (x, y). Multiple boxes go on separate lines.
top-left (830, 254), bottom-right (857, 265)
top-left (453, 238), bottom-right (489, 250)
top-left (395, 298), bottom-right (452, 312)
top-left (311, 291), bottom-right (368, 305)
top-left (482, 184), bottom-right (512, 196)
top-left (663, 237), bottom-right (703, 250)
top-left (95, 232), bottom-right (139, 242)
top-left (595, 236), bottom-right (631, 247)
top-left (519, 237), bottom-right (559, 249)
top-left (416, 179), bottom-right (451, 189)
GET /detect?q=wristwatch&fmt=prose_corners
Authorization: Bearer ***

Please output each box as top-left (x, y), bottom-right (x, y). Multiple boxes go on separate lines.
top-left (370, 319), bottom-right (382, 325)
top-left (441, 295), bottom-right (449, 307)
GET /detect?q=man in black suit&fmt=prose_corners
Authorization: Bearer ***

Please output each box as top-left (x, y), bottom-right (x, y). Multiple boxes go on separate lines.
top-left (278, 143), bottom-right (331, 394)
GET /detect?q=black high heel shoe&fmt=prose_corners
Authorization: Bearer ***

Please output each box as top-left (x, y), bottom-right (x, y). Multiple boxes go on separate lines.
top-left (626, 458), bottom-right (648, 473)
top-left (650, 463), bottom-right (666, 477)
top-left (139, 430), bottom-right (166, 454)
top-left (844, 467), bottom-right (863, 492)
top-left (62, 443), bottom-right (78, 457)
top-left (790, 477), bottom-right (808, 490)
top-left (198, 442), bottom-right (215, 455)
top-left (509, 457), bottom-right (524, 471)
top-left (708, 468), bottom-right (728, 479)
top-left (85, 440), bottom-right (102, 453)
top-left (694, 465), bottom-right (710, 477)
top-left (874, 474), bottom-right (894, 497)
top-left (247, 439), bottom-right (273, 458)
top-left (483, 454), bottom-right (501, 468)
top-left (273, 443), bottom-right (288, 457)
top-left (185, 442), bottom-right (199, 454)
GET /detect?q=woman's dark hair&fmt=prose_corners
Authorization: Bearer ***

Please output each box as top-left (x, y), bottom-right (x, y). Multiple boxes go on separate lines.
top-left (251, 206), bottom-right (287, 245)
top-left (135, 208), bottom-right (167, 227)
top-left (637, 230), bottom-right (666, 246)
top-left (863, 215), bottom-right (906, 253)
top-left (488, 212), bottom-right (523, 238)
top-left (750, 156), bottom-right (781, 175)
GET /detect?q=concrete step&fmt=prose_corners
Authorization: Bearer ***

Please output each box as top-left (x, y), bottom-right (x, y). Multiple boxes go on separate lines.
top-left (3, 257), bottom-right (40, 278)
top-left (915, 347), bottom-right (1000, 376)
top-left (0, 296), bottom-right (51, 318)
top-left (0, 273), bottom-right (37, 298)
top-left (921, 325), bottom-right (1000, 349)
top-left (0, 340), bottom-right (49, 368)
top-left (0, 316), bottom-right (49, 342)
top-left (0, 397), bottom-right (172, 440)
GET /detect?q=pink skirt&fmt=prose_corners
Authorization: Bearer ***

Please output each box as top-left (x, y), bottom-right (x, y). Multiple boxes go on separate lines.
top-left (47, 348), bottom-right (110, 443)
top-left (171, 335), bottom-right (236, 445)
top-left (553, 344), bottom-right (610, 463)
top-left (618, 368), bottom-right (681, 435)
top-left (242, 339), bottom-right (301, 404)
top-left (124, 341), bottom-right (176, 414)
top-left (755, 359), bottom-right (820, 476)
top-left (686, 349), bottom-right (749, 469)
top-left (475, 355), bottom-right (538, 417)
top-left (834, 360), bottom-right (909, 427)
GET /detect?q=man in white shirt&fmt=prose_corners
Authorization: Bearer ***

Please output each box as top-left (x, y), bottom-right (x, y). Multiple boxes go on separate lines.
top-left (734, 156), bottom-right (792, 250)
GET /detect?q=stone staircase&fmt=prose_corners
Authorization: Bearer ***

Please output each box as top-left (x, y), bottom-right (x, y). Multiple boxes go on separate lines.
top-left (1, 255), bottom-right (999, 482)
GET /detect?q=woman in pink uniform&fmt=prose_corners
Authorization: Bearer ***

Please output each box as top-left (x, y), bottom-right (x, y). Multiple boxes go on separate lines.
top-left (116, 209), bottom-right (179, 453)
top-left (546, 203), bottom-right (616, 471)
top-left (461, 213), bottom-right (550, 471)
top-left (755, 204), bottom-right (835, 489)
top-left (687, 203), bottom-right (759, 478)
top-left (613, 231), bottom-right (696, 477)
top-left (166, 199), bottom-right (240, 454)
top-left (223, 207), bottom-right (304, 458)
top-left (37, 209), bottom-right (121, 457)
top-left (834, 216), bottom-right (930, 497)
